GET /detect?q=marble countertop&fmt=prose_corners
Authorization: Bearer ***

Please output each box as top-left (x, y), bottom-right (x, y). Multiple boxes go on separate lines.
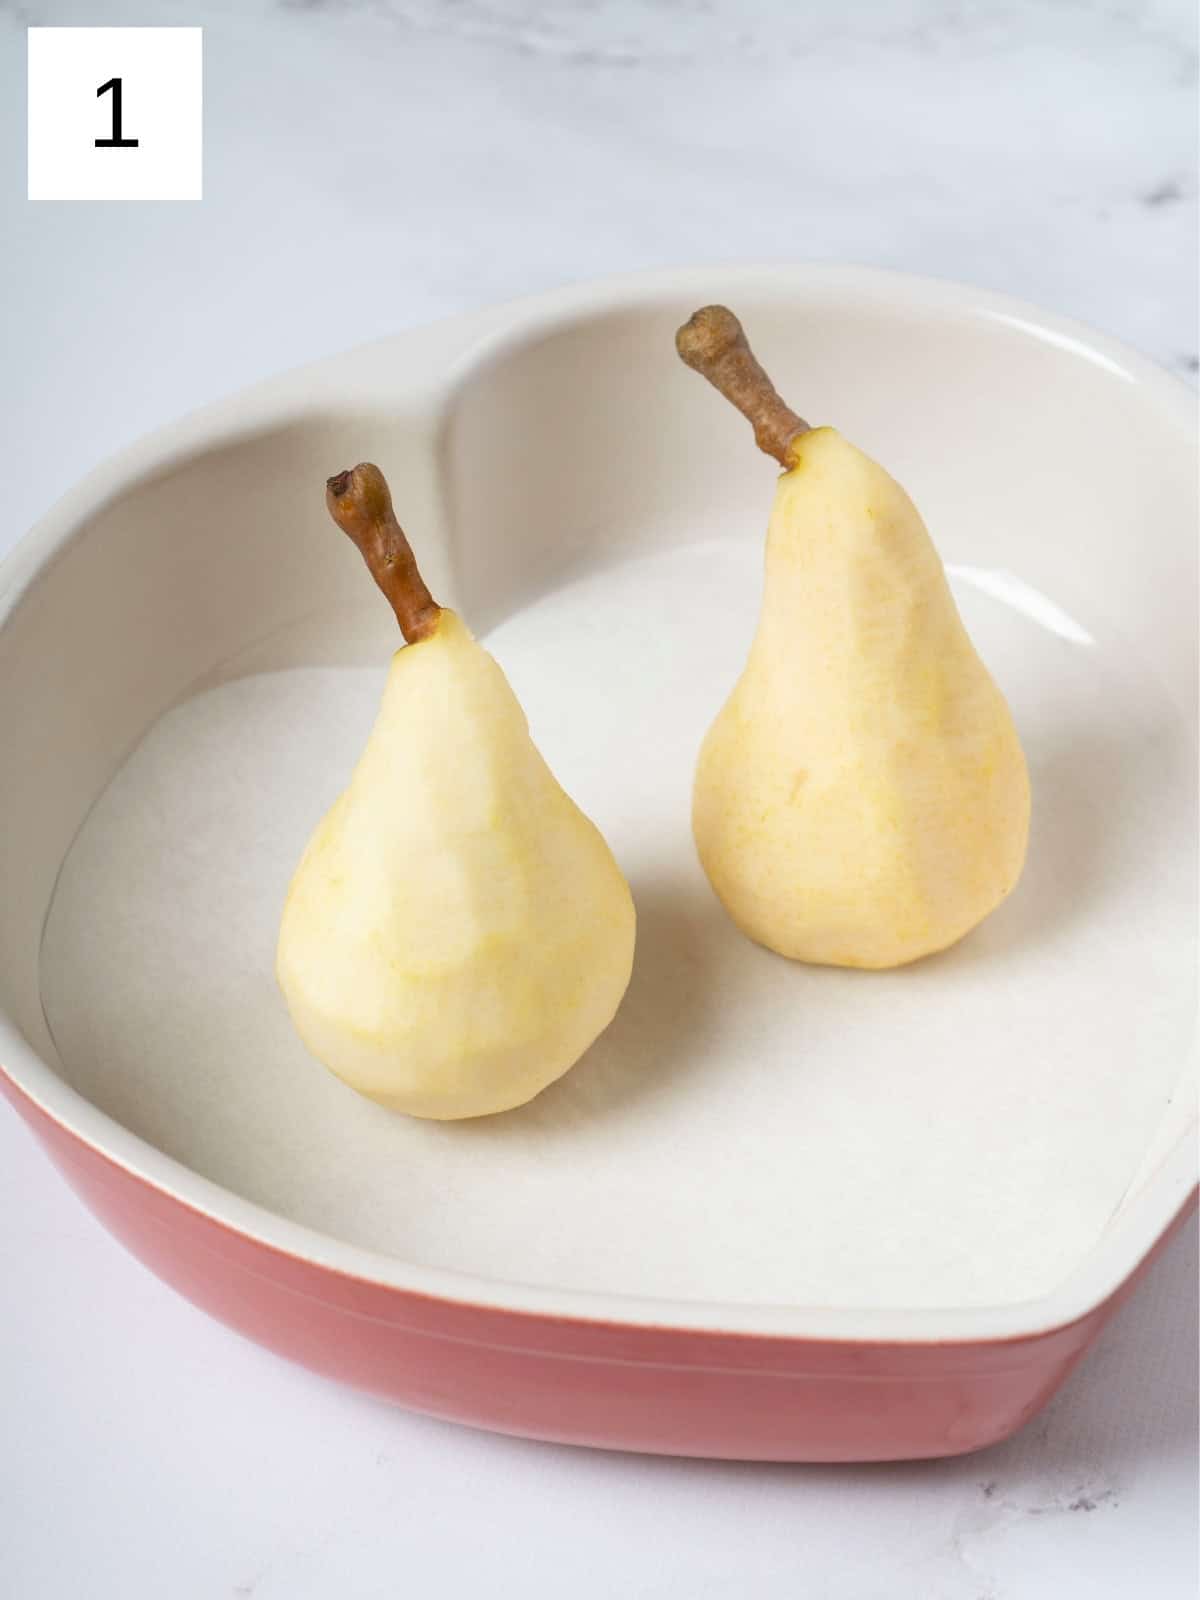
top-left (1, 2), bottom-right (1196, 1597)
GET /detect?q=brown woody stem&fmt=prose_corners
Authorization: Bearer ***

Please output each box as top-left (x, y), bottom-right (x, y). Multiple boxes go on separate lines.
top-left (675, 305), bottom-right (809, 467)
top-left (325, 463), bottom-right (441, 644)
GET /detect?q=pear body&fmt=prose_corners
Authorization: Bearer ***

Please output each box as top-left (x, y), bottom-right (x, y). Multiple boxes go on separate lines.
top-left (694, 428), bottom-right (1030, 969)
top-left (278, 611), bottom-right (635, 1117)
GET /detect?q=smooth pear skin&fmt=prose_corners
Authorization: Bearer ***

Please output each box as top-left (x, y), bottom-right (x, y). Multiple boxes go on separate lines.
top-left (694, 428), bottom-right (1030, 969)
top-left (278, 611), bottom-right (635, 1118)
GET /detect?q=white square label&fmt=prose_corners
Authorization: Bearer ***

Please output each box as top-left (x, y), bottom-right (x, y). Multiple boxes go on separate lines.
top-left (28, 27), bottom-right (203, 202)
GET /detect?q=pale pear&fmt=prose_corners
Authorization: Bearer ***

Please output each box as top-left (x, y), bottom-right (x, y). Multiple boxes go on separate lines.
top-left (277, 464), bottom-right (635, 1118)
top-left (678, 307), bottom-right (1030, 968)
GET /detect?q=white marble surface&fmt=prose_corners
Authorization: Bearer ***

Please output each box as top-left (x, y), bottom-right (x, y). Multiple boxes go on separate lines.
top-left (1, 2), bottom-right (1196, 1596)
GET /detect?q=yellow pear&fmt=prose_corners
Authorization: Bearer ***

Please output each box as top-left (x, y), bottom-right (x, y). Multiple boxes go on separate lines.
top-left (678, 306), bottom-right (1030, 968)
top-left (277, 464), bottom-right (635, 1118)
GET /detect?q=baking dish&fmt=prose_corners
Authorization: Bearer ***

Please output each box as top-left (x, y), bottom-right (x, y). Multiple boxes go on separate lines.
top-left (2, 265), bottom-right (1195, 1460)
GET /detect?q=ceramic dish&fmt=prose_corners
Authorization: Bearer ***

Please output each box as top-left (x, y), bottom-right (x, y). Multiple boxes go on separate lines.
top-left (1, 266), bottom-right (1195, 1461)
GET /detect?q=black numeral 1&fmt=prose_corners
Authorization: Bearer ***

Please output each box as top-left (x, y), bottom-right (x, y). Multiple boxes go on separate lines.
top-left (95, 78), bottom-right (139, 149)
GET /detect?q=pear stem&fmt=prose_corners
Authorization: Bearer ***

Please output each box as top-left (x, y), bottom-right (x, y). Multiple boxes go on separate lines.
top-left (325, 463), bottom-right (441, 644)
top-left (675, 305), bottom-right (809, 467)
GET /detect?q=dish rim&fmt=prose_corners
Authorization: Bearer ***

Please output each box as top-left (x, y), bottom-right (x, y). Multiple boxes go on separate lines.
top-left (2, 261), bottom-right (1196, 1348)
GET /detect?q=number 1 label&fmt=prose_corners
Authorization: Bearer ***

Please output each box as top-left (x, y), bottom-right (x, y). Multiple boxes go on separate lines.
top-left (95, 77), bottom-right (139, 148)
top-left (28, 27), bottom-right (202, 201)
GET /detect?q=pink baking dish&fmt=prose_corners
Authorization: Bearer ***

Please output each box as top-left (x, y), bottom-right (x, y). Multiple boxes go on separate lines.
top-left (1, 266), bottom-right (1195, 1461)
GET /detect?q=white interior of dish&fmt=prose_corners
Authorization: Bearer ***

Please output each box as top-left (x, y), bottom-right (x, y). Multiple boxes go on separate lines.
top-left (3, 271), bottom-right (1196, 1320)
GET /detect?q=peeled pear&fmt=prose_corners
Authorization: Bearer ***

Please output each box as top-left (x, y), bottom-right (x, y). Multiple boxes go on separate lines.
top-left (678, 306), bottom-right (1030, 969)
top-left (277, 463), bottom-right (635, 1118)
